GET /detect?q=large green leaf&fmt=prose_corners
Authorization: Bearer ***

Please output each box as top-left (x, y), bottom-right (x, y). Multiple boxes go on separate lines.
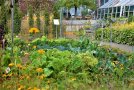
top-left (44, 68), bottom-right (53, 77)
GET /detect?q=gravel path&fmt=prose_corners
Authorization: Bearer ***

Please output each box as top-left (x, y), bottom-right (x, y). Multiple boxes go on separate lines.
top-left (100, 42), bottom-right (134, 53)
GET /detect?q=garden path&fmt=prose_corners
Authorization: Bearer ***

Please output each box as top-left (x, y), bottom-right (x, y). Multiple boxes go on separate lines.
top-left (100, 42), bottom-right (134, 53)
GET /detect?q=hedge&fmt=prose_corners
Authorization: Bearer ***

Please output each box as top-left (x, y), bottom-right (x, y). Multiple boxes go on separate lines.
top-left (95, 24), bottom-right (134, 46)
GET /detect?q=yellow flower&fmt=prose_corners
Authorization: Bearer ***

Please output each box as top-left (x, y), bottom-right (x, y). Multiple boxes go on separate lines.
top-left (2, 74), bottom-right (7, 77)
top-left (27, 87), bottom-right (32, 90)
top-left (47, 80), bottom-right (51, 84)
top-left (19, 75), bottom-right (25, 80)
top-left (24, 52), bottom-right (29, 56)
top-left (17, 85), bottom-right (25, 90)
top-left (8, 63), bottom-right (14, 67)
top-left (120, 64), bottom-right (123, 67)
top-left (16, 64), bottom-right (23, 69)
top-left (7, 85), bottom-right (12, 89)
top-left (36, 68), bottom-right (43, 73)
top-left (113, 61), bottom-right (119, 65)
top-left (7, 73), bottom-right (13, 77)
top-left (29, 28), bottom-right (39, 34)
top-left (121, 67), bottom-right (124, 70)
top-left (120, 64), bottom-right (124, 70)
top-left (71, 77), bottom-right (76, 81)
top-left (22, 66), bottom-right (26, 70)
top-left (26, 76), bottom-right (30, 80)
top-left (111, 62), bottom-right (115, 67)
top-left (37, 49), bottom-right (45, 54)
top-left (33, 45), bottom-right (37, 49)
top-left (33, 87), bottom-right (40, 90)
top-left (39, 74), bottom-right (46, 80)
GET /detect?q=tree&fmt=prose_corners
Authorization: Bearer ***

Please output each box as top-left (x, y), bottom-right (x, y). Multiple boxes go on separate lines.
top-left (14, 4), bottom-right (22, 34)
top-left (0, 0), bottom-right (4, 6)
top-left (44, 9), bottom-right (49, 35)
top-left (26, 0), bottom-right (56, 13)
top-left (0, 1), bottom-right (9, 34)
top-left (28, 5), bottom-right (34, 28)
top-left (54, 0), bottom-right (97, 17)
top-left (36, 12), bottom-right (41, 30)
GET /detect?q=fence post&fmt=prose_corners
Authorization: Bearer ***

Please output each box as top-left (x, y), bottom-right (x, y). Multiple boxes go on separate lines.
top-left (60, 7), bottom-right (63, 38)
top-left (11, 0), bottom-right (14, 57)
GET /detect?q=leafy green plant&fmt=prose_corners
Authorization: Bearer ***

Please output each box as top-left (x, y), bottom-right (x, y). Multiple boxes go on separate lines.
top-left (30, 36), bottom-right (47, 46)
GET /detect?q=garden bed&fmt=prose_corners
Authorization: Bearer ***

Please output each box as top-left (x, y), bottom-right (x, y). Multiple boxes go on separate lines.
top-left (0, 36), bottom-right (134, 90)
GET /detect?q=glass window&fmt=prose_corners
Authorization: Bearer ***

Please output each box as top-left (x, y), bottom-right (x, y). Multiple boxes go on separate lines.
top-left (117, 7), bottom-right (120, 12)
top-left (113, 7), bottom-right (116, 12)
top-left (130, 6), bottom-right (134, 11)
top-left (125, 6), bottom-right (129, 11)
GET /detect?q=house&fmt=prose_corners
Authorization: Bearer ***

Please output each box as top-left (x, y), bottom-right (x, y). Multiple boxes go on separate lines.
top-left (96, 0), bottom-right (134, 19)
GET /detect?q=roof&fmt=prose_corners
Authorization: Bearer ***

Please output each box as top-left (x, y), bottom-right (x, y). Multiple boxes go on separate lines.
top-left (99, 0), bottom-right (134, 9)
top-left (114, 0), bottom-right (131, 7)
top-left (125, 0), bottom-right (134, 6)
top-left (100, 0), bottom-right (119, 8)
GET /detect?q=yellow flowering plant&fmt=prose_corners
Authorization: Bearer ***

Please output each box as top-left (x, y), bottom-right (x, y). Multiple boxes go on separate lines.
top-left (8, 63), bottom-right (15, 67)
top-left (37, 49), bottom-right (45, 54)
top-left (36, 68), bottom-right (43, 73)
top-left (38, 74), bottom-right (46, 80)
top-left (29, 28), bottom-right (40, 34)
top-left (33, 45), bottom-right (37, 49)
top-left (16, 64), bottom-right (23, 69)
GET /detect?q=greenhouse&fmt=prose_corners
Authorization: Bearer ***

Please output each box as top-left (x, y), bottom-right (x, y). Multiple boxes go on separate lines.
top-left (97, 0), bottom-right (134, 19)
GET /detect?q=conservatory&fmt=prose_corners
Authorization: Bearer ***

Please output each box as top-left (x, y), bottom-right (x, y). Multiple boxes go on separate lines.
top-left (97, 0), bottom-right (134, 19)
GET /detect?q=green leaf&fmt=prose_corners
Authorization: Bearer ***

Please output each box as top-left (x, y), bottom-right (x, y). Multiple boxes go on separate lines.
top-left (114, 68), bottom-right (124, 77)
top-left (44, 68), bottom-right (53, 77)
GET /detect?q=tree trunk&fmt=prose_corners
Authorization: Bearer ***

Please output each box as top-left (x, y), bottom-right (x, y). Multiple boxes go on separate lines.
top-left (74, 5), bottom-right (77, 17)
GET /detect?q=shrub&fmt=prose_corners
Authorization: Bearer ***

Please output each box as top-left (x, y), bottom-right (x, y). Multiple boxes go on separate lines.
top-left (95, 23), bottom-right (134, 46)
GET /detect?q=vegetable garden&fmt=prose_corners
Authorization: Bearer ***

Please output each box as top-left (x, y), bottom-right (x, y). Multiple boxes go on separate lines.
top-left (0, 35), bottom-right (134, 90)
top-left (0, 0), bottom-right (134, 90)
